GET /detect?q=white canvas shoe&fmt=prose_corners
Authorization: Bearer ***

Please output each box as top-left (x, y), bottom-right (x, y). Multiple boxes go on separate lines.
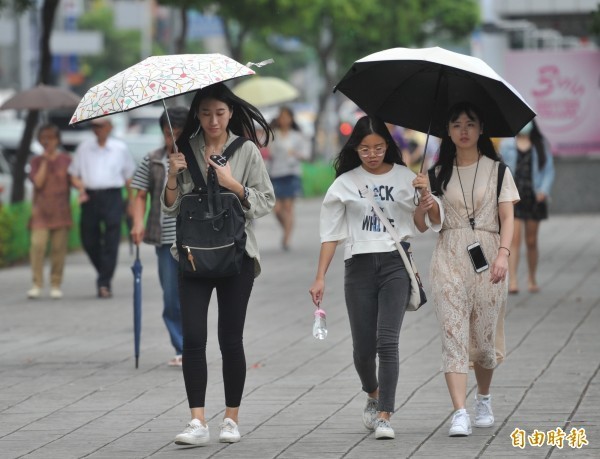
top-left (219, 418), bottom-right (241, 443)
top-left (174, 419), bottom-right (210, 446)
top-left (449, 408), bottom-right (472, 437)
top-left (362, 397), bottom-right (378, 431)
top-left (474, 394), bottom-right (494, 428)
top-left (374, 418), bottom-right (395, 439)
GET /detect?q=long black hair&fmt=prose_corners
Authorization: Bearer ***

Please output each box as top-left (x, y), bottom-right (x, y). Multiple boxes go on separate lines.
top-left (333, 115), bottom-right (405, 177)
top-left (177, 82), bottom-right (273, 150)
top-left (529, 119), bottom-right (548, 169)
top-left (430, 102), bottom-right (501, 195)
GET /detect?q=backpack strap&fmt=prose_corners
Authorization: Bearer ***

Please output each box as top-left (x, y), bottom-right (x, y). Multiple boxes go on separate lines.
top-left (181, 136), bottom-right (249, 192)
top-left (496, 162), bottom-right (506, 202)
top-left (496, 162), bottom-right (507, 234)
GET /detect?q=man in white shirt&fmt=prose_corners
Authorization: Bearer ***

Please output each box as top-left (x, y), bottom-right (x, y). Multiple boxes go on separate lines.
top-left (69, 118), bottom-right (136, 298)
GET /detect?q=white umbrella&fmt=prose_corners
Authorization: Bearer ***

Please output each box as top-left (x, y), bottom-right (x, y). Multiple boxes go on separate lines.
top-left (69, 54), bottom-right (258, 125)
top-left (232, 76), bottom-right (299, 107)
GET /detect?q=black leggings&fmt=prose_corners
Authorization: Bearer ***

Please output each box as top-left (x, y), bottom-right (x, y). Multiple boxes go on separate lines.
top-left (178, 255), bottom-right (255, 408)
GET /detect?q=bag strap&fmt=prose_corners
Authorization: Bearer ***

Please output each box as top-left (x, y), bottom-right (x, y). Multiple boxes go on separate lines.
top-left (209, 137), bottom-right (248, 214)
top-left (496, 161), bottom-right (507, 234)
top-left (349, 170), bottom-right (418, 283)
top-left (349, 171), bottom-right (404, 244)
top-left (181, 136), bottom-right (249, 192)
top-left (497, 162), bottom-right (506, 202)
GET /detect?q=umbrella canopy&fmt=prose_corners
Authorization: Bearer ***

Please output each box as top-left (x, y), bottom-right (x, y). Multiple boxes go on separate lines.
top-left (131, 245), bottom-right (143, 369)
top-left (232, 76), bottom-right (299, 107)
top-left (70, 53), bottom-right (255, 125)
top-left (334, 46), bottom-right (535, 138)
top-left (0, 84), bottom-right (81, 111)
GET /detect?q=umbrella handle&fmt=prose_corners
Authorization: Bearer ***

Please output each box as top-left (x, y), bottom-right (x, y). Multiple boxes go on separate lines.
top-left (162, 100), bottom-right (179, 155)
top-left (135, 244), bottom-right (140, 261)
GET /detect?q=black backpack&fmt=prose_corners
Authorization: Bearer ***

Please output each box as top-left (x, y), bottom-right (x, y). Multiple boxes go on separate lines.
top-left (176, 137), bottom-right (248, 278)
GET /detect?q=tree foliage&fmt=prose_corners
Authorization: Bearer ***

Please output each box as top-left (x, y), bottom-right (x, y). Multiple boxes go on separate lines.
top-left (76, 4), bottom-right (145, 87)
top-left (0, 0), bottom-right (34, 13)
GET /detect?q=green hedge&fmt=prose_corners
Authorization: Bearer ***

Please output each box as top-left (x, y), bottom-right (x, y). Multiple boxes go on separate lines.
top-left (301, 161), bottom-right (335, 197)
top-left (0, 197), bottom-right (132, 268)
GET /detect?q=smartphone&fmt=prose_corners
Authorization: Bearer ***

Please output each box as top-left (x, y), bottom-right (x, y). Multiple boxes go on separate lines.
top-left (210, 155), bottom-right (227, 167)
top-left (467, 242), bottom-right (489, 273)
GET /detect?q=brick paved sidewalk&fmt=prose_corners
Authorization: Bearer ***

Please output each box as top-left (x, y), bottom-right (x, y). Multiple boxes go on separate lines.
top-left (0, 198), bottom-right (598, 458)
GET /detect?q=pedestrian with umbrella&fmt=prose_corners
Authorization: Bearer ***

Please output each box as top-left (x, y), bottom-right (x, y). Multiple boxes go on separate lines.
top-left (309, 116), bottom-right (442, 440)
top-left (69, 53), bottom-right (269, 368)
top-left (162, 82), bottom-right (275, 446)
top-left (334, 46), bottom-right (534, 437)
top-left (428, 102), bottom-right (520, 436)
top-left (130, 107), bottom-right (189, 367)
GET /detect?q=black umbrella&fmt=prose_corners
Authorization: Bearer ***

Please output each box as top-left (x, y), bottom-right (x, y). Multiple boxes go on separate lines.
top-left (334, 46), bottom-right (536, 169)
top-left (131, 245), bottom-right (143, 368)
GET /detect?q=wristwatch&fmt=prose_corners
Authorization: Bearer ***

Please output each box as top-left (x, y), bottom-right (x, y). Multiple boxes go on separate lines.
top-left (243, 186), bottom-right (250, 201)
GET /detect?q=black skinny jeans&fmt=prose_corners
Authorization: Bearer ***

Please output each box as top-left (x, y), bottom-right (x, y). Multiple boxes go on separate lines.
top-left (344, 251), bottom-right (410, 413)
top-left (178, 255), bottom-right (254, 408)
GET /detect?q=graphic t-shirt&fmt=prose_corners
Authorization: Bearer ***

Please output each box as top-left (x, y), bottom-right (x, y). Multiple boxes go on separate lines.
top-left (319, 164), bottom-right (442, 259)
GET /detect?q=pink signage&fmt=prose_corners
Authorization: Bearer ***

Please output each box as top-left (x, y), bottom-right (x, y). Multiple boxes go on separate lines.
top-left (505, 51), bottom-right (600, 156)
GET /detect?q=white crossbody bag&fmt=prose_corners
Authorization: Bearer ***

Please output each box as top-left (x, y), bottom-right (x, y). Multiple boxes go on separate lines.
top-left (350, 171), bottom-right (427, 311)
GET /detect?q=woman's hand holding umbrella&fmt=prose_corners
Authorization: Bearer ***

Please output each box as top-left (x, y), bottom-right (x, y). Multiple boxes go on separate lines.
top-left (168, 152), bottom-right (187, 177)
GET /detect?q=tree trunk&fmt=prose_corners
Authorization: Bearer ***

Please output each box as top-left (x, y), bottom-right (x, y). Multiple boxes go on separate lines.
top-left (310, 20), bottom-right (337, 161)
top-left (10, 0), bottom-right (59, 203)
top-left (175, 5), bottom-right (187, 54)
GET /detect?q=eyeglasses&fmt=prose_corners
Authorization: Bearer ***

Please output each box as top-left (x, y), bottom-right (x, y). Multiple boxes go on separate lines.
top-left (357, 145), bottom-right (386, 157)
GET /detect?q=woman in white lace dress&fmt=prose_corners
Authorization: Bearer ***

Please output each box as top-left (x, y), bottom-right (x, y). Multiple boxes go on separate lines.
top-left (428, 103), bottom-right (519, 437)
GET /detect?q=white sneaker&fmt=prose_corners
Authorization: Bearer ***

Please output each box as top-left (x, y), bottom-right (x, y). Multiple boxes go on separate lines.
top-left (50, 288), bottom-right (63, 299)
top-left (219, 418), bottom-right (241, 443)
top-left (27, 286), bottom-right (41, 299)
top-left (174, 419), bottom-right (210, 445)
top-left (362, 397), bottom-right (378, 430)
top-left (474, 394), bottom-right (494, 427)
top-left (375, 418), bottom-right (395, 439)
top-left (449, 408), bottom-right (472, 437)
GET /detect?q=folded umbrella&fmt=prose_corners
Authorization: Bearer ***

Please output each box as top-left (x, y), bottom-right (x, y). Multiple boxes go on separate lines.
top-left (131, 245), bottom-right (143, 368)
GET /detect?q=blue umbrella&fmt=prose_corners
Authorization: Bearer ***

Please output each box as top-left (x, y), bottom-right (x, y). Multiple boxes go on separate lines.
top-left (131, 245), bottom-right (143, 368)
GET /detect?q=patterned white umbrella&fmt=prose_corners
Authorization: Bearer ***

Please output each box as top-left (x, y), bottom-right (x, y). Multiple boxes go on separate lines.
top-left (69, 54), bottom-right (256, 125)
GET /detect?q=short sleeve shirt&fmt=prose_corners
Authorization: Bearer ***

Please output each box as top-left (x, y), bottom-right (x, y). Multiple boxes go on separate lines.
top-left (68, 137), bottom-right (135, 189)
top-left (443, 156), bottom-right (519, 222)
top-left (29, 153), bottom-right (73, 230)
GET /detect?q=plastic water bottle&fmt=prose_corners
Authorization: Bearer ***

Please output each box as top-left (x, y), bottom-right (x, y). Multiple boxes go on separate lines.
top-left (313, 307), bottom-right (328, 340)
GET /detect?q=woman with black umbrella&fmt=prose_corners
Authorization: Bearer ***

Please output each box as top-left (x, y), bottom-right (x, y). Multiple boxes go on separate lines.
top-left (428, 102), bottom-right (520, 437)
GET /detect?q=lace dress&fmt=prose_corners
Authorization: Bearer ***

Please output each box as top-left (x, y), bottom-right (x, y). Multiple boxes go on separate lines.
top-left (430, 162), bottom-right (506, 373)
